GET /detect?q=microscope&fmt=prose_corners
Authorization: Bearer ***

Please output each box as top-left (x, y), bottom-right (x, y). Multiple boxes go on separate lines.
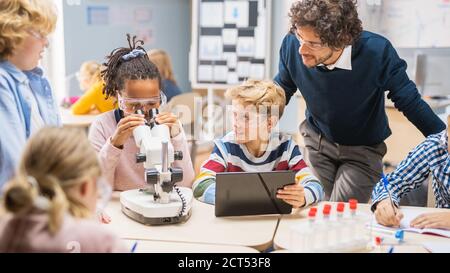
top-left (120, 108), bottom-right (193, 225)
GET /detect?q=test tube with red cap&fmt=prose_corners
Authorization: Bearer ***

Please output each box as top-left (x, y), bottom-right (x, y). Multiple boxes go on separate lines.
top-left (319, 204), bottom-right (332, 251)
top-left (336, 202), bottom-right (345, 220)
top-left (349, 199), bottom-right (358, 217)
top-left (305, 208), bottom-right (318, 252)
top-left (323, 204), bottom-right (332, 219)
top-left (374, 236), bottom-right (383, 253)
top-left (308, 208), bottom-right (317, 223)
top-left (335, 202), bottom-right (351, 249)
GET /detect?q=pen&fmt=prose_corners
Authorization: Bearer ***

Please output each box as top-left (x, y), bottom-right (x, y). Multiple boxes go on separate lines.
top-left (387, 246), bottom-right (394, 253)
top-left (131, 241), bottom-right (138, 253)
top-left (381, 173), bottom-right (397, 214)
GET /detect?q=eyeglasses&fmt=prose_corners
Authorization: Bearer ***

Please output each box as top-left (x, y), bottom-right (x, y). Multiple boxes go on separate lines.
top-left (27, 29), bottom-right (48, 42)
top-left (231, 108), bottom-right (267, 126)
top-left (294, 31), bottom-right (327, 50)
top-left (118, 93), bottom-right (167, 114)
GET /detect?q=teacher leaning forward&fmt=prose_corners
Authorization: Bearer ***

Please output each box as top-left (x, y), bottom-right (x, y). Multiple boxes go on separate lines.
top-left (274, 0), bottom-right (445, 202)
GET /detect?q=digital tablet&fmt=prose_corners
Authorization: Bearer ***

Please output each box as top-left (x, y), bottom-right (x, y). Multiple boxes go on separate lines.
top-left (215, 171), bottom-right (295, 217)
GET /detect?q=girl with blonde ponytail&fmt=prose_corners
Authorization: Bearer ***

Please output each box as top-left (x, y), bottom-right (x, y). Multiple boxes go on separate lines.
top-left (0, 127), bottom-right (126, 253)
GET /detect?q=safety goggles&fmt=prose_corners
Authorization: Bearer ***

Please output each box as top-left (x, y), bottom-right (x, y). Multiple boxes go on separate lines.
top-left (118, 92), bottom-right (167, 114)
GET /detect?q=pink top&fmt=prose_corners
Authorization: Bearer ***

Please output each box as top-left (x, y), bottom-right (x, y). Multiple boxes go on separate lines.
top-left (0, 210), bottom-right (127, 253)
top-left (88, 110), bottom-right (195, 191)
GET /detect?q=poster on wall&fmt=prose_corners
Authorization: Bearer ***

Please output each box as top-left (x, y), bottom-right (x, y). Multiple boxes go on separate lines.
top-left (192, 0), bottom-right (271, 87)
top-left (86, 6), bottom-right (109, 25)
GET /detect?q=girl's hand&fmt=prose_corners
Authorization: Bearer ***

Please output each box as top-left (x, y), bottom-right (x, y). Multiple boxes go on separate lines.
top-left (111, 114), bottom-right (145, 148)
top-left (374, 198), bottom-right (403, 227)
top-left (155, 112), bottom-right (181, 137)
top-left (276, 183), bottom-right (306, 208)
top-left (97, 211), bottom-right (111, 224)
top-left (410, 212), bottom-right (450, 230)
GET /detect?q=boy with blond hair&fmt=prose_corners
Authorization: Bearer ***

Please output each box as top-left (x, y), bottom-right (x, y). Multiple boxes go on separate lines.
top-left (193, 79), bottom-right (323, 207)
top-left (0, 0), bottom-right (61, 188)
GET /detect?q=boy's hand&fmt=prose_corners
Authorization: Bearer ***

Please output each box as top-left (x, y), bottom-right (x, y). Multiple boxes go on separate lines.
top-left (276, 183), bottom-right (306, 208)
top-left (111, 114), bottom-right (145, 148)
top-left (155, 112), bottom-right (181, 137)
top-left (410, 212), bottom-right (450, 230)
top-left (374, 198), bottom-right (403, 227)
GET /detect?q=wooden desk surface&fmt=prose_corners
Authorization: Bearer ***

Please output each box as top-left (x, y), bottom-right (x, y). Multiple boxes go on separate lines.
top-left (274, 202), bottom-right (450, 253)
top-left (123, 240), bottom-right (259, 253)
top-left (104, 196), bottom-right (279, 251)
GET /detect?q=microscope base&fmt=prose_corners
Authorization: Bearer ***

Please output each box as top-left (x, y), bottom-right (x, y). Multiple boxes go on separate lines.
top-left (120, 187), bottom-right (193, 225)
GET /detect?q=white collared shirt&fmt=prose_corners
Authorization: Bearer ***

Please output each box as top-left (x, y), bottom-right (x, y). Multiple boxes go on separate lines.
top-left (22, 82), bottom-right (45, 133)
top-left (318, 45), bottom-right (352, 70)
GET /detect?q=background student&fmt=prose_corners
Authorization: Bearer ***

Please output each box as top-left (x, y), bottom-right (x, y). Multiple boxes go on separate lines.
top-left (147, 49), bottom-right (182, 102)
top-left (70, 61), bottom-right (115, 115)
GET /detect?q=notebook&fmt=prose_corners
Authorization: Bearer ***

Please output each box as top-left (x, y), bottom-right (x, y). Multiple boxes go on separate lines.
top-left (371, 207), bottom-right (450, 238)
top-left (422, 242), bottom-right (450, 253)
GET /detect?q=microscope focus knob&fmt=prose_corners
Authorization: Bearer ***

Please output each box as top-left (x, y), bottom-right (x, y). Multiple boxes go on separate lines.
top-left (136, 153), bottom-right (146, 163)
top-left (170, 167), bottom-right (183, 183)
top-left (146, 168), bottom-right (159, 185)
top-left (174, 151), bottom-right (183, 160)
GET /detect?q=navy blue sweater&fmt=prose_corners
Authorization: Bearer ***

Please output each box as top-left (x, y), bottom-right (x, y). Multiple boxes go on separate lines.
top-left (274, 31), bottom-right (445, 146)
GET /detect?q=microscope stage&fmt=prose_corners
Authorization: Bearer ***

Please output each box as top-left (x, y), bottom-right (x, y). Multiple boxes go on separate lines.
top-left (120, 187), bottom-right (193, 225)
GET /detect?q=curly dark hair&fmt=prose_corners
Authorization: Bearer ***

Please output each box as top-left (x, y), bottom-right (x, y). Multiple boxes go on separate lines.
top-left (101, 34), bottom-right (161, 99)
top-left (289, 0), bottom-right (363, 49)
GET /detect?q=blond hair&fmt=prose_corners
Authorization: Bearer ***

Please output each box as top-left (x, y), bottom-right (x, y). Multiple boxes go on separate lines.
top-left (2, 127), bottom-right (101, 234)
top-left (225, 79), bottom-right (287, 117)
top-left (147, 49), bottom-right (177, 83)
top-left (80, 61), bottom-right (102, 83)
top-left (0, 0), bottom-right (57, 60)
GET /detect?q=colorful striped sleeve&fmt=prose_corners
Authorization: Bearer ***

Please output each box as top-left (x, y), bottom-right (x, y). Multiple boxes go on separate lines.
top-left (192, 142), bottom-right (227, 204)
top-left (287, 141), bottom-right (324, 206)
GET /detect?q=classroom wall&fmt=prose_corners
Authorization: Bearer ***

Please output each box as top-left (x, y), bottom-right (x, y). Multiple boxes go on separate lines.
top-left (63, 0), bottom-right (191, 97)
top-left (269, 0), bottom-right (298, 134)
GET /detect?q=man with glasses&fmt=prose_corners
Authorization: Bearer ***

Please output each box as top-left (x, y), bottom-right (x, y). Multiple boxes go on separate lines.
top-left (274, 0), bottom-right (445, 202)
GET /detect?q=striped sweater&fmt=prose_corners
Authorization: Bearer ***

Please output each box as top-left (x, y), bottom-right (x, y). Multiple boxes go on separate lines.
top-left (193, 131), bottom-right (324, 206)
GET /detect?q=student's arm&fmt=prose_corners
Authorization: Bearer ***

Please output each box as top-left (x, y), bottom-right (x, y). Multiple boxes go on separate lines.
top-left (381, 41), bottom-right (445, 136)
top-left (274, 35), bottom-right (299, 105)
top-left (71, 84), bottom-right (100, 115)
top-left (0, 77), bottom-right (27, 188)
top-left (410, 211), bottom-right (450, 230)
top-left (171, 127), bottom-right (195, 188)
top-left (88, 118), bottom-right (122, 188)
top-left (371, 135), bottom-right (445, 211)
top-left (192, 143), bottom-right (227, 205)
top-left (287, 143), bottom-right (324, 206)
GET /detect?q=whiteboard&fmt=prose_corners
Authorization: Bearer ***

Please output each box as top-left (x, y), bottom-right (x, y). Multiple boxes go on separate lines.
top-left (190, 0), bottom-right (272, 88)
top-left (360, 0), bottom-right (450, 48)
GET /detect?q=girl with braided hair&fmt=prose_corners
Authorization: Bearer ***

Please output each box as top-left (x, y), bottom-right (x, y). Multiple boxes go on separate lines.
top-left (88, 34), bottom-right (194, 191)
